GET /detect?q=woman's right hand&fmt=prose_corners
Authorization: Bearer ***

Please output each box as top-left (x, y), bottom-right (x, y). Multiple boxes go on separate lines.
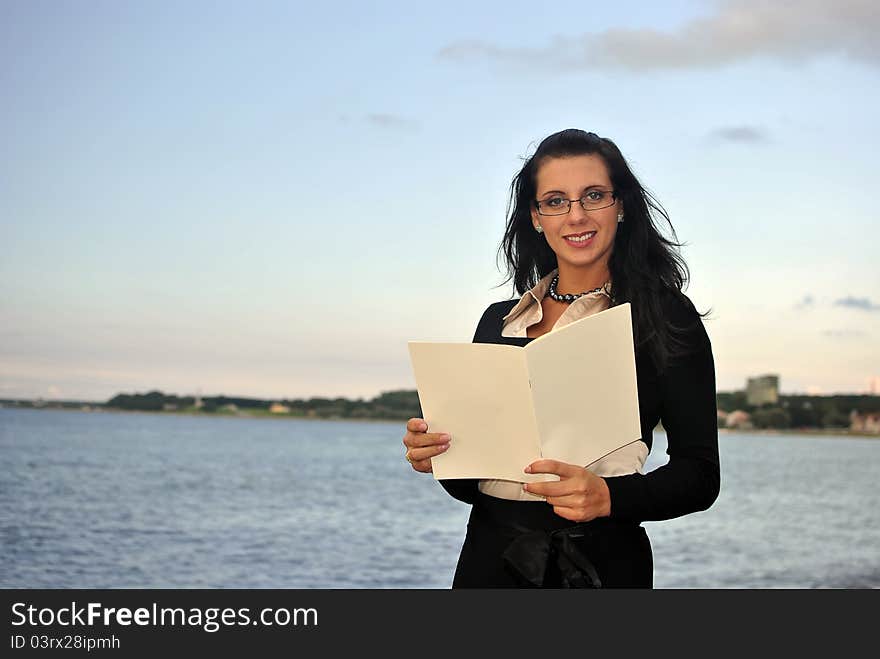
top-left (402, 418), bottom-right (450, 473)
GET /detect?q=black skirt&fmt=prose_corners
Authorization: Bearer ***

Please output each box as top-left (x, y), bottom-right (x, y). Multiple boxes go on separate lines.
top-left (452, 491), bottom-right (653, 588)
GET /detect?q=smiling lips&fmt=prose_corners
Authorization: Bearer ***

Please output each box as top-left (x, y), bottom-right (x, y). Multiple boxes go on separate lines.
top-left (562, 230), bottom-right (597, 247)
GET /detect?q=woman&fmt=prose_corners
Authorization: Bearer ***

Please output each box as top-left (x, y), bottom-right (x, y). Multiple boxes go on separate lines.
top-left (402, 129), bottom-right (720, 588)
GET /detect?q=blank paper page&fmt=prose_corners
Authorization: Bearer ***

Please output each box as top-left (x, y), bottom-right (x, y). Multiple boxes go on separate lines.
top-left (408, 342), bottom-right (544, 482)
top-left (524, 303), bottom-right (641, 468)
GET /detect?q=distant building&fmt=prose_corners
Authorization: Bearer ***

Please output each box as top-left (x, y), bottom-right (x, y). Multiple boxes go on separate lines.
top-left (747, 375), bottom-right (779, 406)
top-left (269, 402), bottom-right (290, 414)
top-left (725, 409), bottom-right (753, 430)
top-left (850, 411), bottom-right (880, 434)
top-left (868, 377), bottom-right (880, 396)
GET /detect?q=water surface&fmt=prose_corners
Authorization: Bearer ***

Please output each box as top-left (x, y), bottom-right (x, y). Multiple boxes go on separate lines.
top-left (1, 408), bottom-right (877, 588)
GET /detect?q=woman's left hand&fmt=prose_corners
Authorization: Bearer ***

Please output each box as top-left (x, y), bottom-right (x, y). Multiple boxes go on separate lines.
top-left (523, 459), bottom-right (612, 523)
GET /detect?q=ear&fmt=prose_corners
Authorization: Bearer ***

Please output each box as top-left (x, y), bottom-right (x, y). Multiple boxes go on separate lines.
top-left (530, 205), bottom-right (540, 231)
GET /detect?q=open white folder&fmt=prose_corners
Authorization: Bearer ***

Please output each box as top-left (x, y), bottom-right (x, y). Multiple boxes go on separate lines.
top-left (407, 303), bottom-right (641, 483)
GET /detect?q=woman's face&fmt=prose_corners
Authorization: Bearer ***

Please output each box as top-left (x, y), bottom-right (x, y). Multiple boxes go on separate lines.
top-left (530, 154), bottom-right (621, 278)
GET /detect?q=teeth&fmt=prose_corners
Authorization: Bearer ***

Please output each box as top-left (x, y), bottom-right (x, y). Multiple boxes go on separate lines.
top-left (567, 232), bottom-right (596, 242)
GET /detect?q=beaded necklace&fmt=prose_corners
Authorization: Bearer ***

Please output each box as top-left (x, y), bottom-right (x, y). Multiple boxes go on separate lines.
top-left (547, 274), bottom-right (606, 303)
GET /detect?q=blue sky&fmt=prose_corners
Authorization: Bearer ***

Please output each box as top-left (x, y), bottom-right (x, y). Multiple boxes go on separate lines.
top-left (2, 0), bottom-right (878, 401)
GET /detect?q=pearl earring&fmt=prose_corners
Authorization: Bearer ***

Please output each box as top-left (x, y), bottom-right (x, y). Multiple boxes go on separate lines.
top-left (617, 212), bottom-right (624, 223)
top-left (535, 224), bottom-right (544, 234)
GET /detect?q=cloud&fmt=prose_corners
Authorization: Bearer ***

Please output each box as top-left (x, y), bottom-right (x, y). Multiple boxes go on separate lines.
top-left (436, 0), bottom-right (880, 72)
top-left (794, 294), bottom-right (814, 310)
top-left (822, 329), bottom-right (867, 338)
top-left (365, 113), bottom-right (418, 130)
top-left (708, 126), bottom-right (769, 144)
top-left (833, 296), bottom-right (880, 312)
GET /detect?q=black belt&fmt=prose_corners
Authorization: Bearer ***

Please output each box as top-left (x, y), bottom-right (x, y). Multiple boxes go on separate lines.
top-left (472, 495), bottom-right (605, 588)
top-left (501, 524), bottom-right (603, 588)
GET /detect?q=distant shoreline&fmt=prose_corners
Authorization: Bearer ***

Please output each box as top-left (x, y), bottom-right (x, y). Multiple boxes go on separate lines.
top-left (719, 427), bottom-right (879, 439)
top-left (0, 404), bottom-right (405, 425)
top-left (3, 404), bottom-right (878, 437)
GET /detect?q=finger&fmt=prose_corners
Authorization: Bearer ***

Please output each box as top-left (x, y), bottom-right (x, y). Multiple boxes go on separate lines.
top-left (406, 418), bottom-right (428, 433)
top-left (524, 459), bottom-right (582, 478)
top-left (405, 431), bottom-right (451, 449)
top-left (544, 492), bottom-right (590, 508)
top-left (410, 459), bottom-right (433, 474)
top-left (408, 443), bottom-right (450, 462)
top-left (523, 479), bottom-right (581, 498)
top-left (404, 419), bottom-right (452, 447)
top-left (551, 505), bottom-right (597, 523)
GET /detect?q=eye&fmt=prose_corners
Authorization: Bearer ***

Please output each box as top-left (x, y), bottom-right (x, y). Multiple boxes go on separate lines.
top-left (545, 196), bottom-right (565, 207)
top-left (584, 190), bottom-right (606, 202)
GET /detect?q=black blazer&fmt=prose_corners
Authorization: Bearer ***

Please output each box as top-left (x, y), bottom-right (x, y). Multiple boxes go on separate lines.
top-left (438, 292), bottom-right (720, 524)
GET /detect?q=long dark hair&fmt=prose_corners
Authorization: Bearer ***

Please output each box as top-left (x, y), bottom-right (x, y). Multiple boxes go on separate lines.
top-left (498, 128), bottom-right (705, 373)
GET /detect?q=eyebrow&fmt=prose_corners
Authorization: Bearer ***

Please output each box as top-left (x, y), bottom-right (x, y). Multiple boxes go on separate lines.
top-left (538, 184), bottom-right (608, 197)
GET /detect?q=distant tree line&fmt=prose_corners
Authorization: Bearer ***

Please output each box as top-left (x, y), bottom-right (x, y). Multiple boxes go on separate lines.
top-left (106, 391), bottom-right (198, 411)
top-left (716, 392), bottom-right (880, 429)
top-left (5, 390), bottom-right (878, 429)
top-left (101, 389), bottom-right (423, 420)
top-left (277, 390), bottom-right (422, 420)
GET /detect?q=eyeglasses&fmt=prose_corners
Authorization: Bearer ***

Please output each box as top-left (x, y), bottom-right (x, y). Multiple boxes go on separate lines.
top-left (534, 189), bottom-right (617, 216)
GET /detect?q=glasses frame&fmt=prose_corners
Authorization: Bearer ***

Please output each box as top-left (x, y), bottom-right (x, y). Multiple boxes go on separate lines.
top-left (534, 189), bottom-right (618, 216)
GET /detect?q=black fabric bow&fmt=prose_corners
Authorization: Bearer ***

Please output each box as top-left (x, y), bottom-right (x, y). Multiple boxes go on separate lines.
top-left (501, 526), bottom-right (603, 588)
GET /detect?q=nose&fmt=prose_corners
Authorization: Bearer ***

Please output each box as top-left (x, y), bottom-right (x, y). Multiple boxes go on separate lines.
top-left (568, 200), bottom-right (589, 223)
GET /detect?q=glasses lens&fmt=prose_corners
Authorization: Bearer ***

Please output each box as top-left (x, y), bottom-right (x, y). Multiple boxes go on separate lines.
top-left (581, 190), bottom-right (614, 210)
top-left (538, 198), bottom-right (570, 215)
